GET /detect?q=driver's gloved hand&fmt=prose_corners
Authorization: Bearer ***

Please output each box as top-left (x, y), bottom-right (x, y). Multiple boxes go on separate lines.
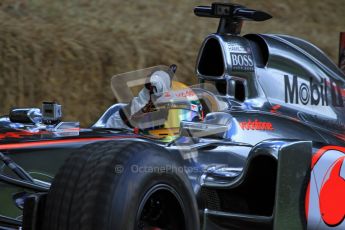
top-left (145, 70), bottom-right (171, 96)
top-left (106, 69), bottom-right (172, 129)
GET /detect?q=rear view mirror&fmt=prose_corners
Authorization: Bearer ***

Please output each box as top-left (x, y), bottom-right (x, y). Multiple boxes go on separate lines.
top-left (179, 112), bottom-right (232, 138)
top-left (9, 108), bottom-right (42, 124)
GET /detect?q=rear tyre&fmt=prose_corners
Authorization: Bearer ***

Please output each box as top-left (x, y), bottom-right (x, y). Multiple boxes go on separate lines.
top-left (42, 141), bottom-right (200, 230)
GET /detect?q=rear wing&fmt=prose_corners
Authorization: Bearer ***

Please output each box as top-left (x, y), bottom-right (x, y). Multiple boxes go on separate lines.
top-left (340, 32), bottom-right (345, 74)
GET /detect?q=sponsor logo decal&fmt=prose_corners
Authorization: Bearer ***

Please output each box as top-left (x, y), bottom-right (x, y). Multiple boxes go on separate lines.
top-left (231, 54), bottom-right (254, 71)
top-left (163, 89), bottom-right (196, 99)
top-left (228, 42), bottom-right (254, 72)
top-left (175, 89), bottom-right (196, 98)
top-left (190, 104), bottom-right (198, 112)
top-left (306, 146), bottom-right (345, 228)
top-left (284, 75), bottom-right (344, 107)
top-left (239, 119), bottom-right (274, 131)
top-left (228, 44), bottom-right (248, 53)
top-left (319, 156), bottom-right (345, 226)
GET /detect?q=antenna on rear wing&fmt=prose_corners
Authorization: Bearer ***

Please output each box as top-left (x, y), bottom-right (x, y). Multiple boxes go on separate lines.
top-left (194, 2), bottom-right (272, 35)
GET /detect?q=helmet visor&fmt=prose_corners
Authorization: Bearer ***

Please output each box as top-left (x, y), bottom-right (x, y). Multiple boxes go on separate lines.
top-left (163, 108), bottom-right (200, 129)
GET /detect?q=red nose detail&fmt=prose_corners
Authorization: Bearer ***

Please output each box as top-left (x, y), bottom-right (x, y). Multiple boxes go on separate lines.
top-left (319, 156), bottom-right (345, 226)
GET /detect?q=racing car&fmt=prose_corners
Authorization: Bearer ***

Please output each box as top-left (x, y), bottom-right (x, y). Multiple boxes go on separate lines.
top-left (0, 2), bottom-right (345, 230)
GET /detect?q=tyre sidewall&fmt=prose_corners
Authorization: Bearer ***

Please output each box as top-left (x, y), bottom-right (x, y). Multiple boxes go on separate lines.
top-left (107, 146), bottom-right (199, 230)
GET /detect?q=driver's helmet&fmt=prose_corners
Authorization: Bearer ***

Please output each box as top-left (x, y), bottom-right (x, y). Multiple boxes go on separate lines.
top-left (137, 81), bottom-right (203, 141)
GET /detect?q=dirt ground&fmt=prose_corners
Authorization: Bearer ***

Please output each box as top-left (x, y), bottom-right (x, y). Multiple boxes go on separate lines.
top-left (0, 0), bottom-right (344, 126)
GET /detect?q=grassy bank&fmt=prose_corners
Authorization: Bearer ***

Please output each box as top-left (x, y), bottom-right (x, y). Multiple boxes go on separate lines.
top-left (0, 0), bottom-right (344, 125)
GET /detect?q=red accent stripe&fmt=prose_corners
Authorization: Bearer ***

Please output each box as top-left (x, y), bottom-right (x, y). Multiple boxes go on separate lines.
top-left (0, 136), bottom-right (137, 150)
top-left (305, 182), bottom-right (311, 219)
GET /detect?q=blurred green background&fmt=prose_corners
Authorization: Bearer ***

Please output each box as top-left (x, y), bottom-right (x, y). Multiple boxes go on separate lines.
top-left (0, 0), bottom-right (344, 126)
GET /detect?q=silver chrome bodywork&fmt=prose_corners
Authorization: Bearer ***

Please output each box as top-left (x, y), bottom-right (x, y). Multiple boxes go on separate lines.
top-left (196, 32), bottom-right (345, 136)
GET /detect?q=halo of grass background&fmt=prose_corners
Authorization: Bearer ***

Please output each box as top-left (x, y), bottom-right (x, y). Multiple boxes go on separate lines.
top-left (0, 0), bottom-right (344, 126)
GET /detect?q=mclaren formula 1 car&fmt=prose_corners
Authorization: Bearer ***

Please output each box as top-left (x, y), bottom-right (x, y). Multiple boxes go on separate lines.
top-left (0, 2), bottom-right (345, 230)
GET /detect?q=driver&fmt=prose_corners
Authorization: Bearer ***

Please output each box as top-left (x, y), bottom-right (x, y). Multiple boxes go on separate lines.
top-left (105, 66), bottom-right (175, 129)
